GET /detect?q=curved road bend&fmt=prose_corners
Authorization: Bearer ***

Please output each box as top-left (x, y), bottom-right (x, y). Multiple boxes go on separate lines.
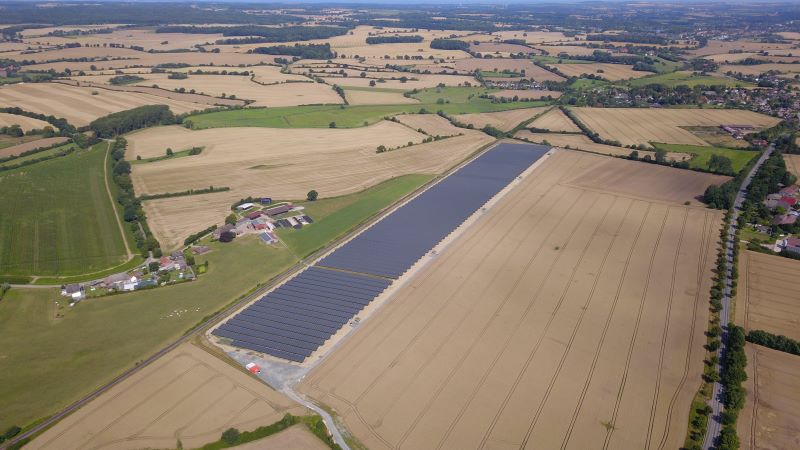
top-left (703, 143), bottom-right (774, 450)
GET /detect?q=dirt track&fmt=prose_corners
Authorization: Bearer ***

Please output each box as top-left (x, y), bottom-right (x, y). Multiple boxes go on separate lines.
top-left (297, 150), bottom-right (721, 450)
top-left (27, 342), bottom-right (308, 450)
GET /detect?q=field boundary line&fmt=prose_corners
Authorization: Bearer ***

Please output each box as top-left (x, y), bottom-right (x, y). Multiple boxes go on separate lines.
top-left (476, 191), bottom-right (608, 449)
top-left (749, 347), bottom-right (759, 449)
top-left (602, 205), bottom-right (670, 449)
top-left (656, 210), bottom-right (713, 450)
top-left (520, 197), bottom-right (632, 447)
top-left (645, 207), bottom-right (689, 449)
top-left (103, 140), bottom-right (134, 260)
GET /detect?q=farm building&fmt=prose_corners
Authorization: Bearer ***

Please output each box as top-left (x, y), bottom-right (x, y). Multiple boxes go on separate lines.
top-left (60, 284), bottom-right (85, 300)
top-left (782, 237), bottom-right (800, 254)
top-left (264, 203), bottom-right (293, 216)
top-left (235, 202), bottom-right (256, 211)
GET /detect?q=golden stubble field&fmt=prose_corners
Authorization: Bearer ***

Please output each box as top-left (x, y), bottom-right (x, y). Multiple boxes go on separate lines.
top-left (393, 114), bottom-right (463, 137)
top-left (528, 108), bottom-right (581, 132)
top-left (0, 113), bottom-right (52, 132)
top-left (514, 131), bottom-right (693, 163)
top-left (128, 122), bottom-right (494, 249)
top-left (0, 82), bottom-right (208, 127)
top-left (784, 154), bottom-right (800, 178)
top-left (738, 344), bottom-right (800, 450)
top-left (551, 63), bottom-right (648, 81)
top-left (737, 250), bottom-right (800, 341)
top-left (454, 107), bottom-right (550, 132)
top-left (297, 150), bottom-right (723, 450)
top-left (449, 58), bottom-right (565, 82)
top-left (570, 107), bottom-right (780, 147)
top-left (27, 342), bottom-right (309, 450)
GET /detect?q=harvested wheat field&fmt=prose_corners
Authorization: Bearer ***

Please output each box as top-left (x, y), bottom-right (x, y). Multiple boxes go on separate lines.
top-left (784, 154), bottom-right (800, 178)
top-left (235, 425), bottom-right (328, 450)
top-left (539, 45), bottom-right (603, 56)
top-left (450, 58), bottom-right (564, 82)
top-left (570, 107), bottom-right (780, 147)
top-left (470, 42), bottom-right (537, 55)
top-left (514, 131), bottom-right (691, 163)
top-left (21, 51), bottom-right (277, 74)
top-left (298, 149), bottom-right (721, 450)
top-left (0, 113), bottom-right (53, 132)
top-left (345, 89), bottom-right (418, 105)
top-left (491, 30), bottom-right (573, 44)
top-left (738, 344), bottom-right (800, 450)
top-left (454, 107), bottom-right (549, 132)
top-left (394, 114), bottom-right (463, 137)
top-left (0, 83), bottom-right (208, 127)
top-left (0, 137), bottom-right (70, 159)
top-left (27, 342), bottom-right (309, 450)
top-left (552, 63), bottom-right (649, 81)
top-left (689, 40), bottom-right (796, 57)
top-left (720, 63), bottom-right (800, 76)
top-left (491, 89), bottom-right (562, 100)
top-left (334, 43), bottom-right (469, 60)
top-left (320, 73), bottom-right (477, 90)
top-left (61, 79), bottom-right (245, 107)
top-left (528, 108), bottom-right (581, 132)
top-left (130, 123), bottom-right (493, 249)
top-left (737, 250), bottom-right (800, 341)
top-left (24, 28), bottom-right (227, 51)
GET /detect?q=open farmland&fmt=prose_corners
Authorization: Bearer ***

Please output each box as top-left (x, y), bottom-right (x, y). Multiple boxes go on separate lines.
top-left (689, 39), bottom-right (796, 57)
top-left (19, 51), bottom-right (277, 73)
top-left (0, 83), bottom-right (208, 127)
top-left (569, 107), bottom-right (780, 147)
top-left (128, 122), bottom-right (493, 249)
top-left (551, 63), bottom-right (649, 81)
top-left (737, 250), bottom-right (800, 341)
top-left (298, 149), bottom-right (721, 450)
top-left (0, 113), bottom-right (52, 132)
top-left (528, 107), bottom-right (581, 132)
top-left (394, 113), bottom-right (463, 136)
top-left (720, 63), bottom-right (800, 77)
top-left (514, 131), bottom-right (690, 162)
top-left (0, 142), bottom-right (130, 276)
top-left (454, 107), bottom-right (549, 131)
top-left (737, 344), bottom-right (800, 450)
top-left (450, 58), bottom-right (564, 82)
top-left (785, 154), bottom-right (800, 178)
top-left (23, 28), bottom-right (229, 51)
top-left (345, 89), bottom-right (418, 105)
top-left (26, 341), bottom-right (309, 450)
top-left (318, 73), bottom-right (478, 90)
top-left (491, 89), bottom-right (562, 100)
top-left (0, 137), bottom-right (70, 161)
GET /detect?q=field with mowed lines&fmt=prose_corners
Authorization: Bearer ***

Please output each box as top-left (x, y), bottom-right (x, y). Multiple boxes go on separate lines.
top-left (0, 142), bottom-right (130, 277)
top-left (298, 150), bottom-right (722, 450)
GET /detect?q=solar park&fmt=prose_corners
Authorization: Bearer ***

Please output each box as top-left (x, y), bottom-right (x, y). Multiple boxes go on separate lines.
top-left (212, 142), bottom-right (551, 362)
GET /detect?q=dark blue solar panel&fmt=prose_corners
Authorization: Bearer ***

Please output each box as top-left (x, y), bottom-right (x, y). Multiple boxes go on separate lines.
top-left (213, 143), bottom-right (549, 362)
top-left (318, 143), bottom-right (549, 278)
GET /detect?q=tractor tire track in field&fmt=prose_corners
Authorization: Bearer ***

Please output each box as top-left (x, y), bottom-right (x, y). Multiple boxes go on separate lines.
top-left (601, 206), bottom-right (670, 450)
top-left (519, 198), bottom-right (633, 448)
top-left (560, 201), bottom-right (651, 450)
top-left (749, 348), bottom-right (759, 450)
top-left (644, 208), bottom-right (688, 449)
top-left (476, 193), bottom-right (612, 449)
top-left (656, 211), bottom-right (712, 450)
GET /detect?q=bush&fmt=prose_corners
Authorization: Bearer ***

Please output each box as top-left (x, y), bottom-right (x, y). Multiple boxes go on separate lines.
top-left (221, 428), bottom-right (240, 445)
top-left (307, 190), bottom-right (318, 201)
top-left (219, 231), bottom-right (236, 243)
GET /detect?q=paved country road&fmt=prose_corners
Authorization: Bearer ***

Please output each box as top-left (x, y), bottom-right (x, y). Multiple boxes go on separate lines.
top-left (702, 143), bottom-right (774, 450)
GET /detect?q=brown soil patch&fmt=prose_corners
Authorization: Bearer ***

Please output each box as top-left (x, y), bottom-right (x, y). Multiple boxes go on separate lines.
top-left (454, 107), bottom-right (550, 132)
top-left (570, 107), bottom-right (780, 147)
top-left (738, 344), bottom-right (800, 450)
top-left (298, 149), bottom-right (720, 450)
top-left (0, 137), bottom-right (70, 159)
top-left (394, 114), bottom-right (463, 137)
top-left (551, 63), bottom-right (649, 81)
top-left (0, 82), bottom-right (209, 127)
top-left (528, 108), bottom-right (581, 132)
top-left (738, 250), bottom-right (800, 341)
top-left (27, 342), bottom-right (308, 450)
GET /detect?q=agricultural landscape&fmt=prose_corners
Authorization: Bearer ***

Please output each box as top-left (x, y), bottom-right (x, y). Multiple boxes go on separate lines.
top-left (0, 1), bottom-right (799, 450)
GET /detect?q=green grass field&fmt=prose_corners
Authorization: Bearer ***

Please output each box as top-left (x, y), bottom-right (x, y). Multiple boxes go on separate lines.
top-left (651, 142), bottom-right (757, 173)
top-left (0, 142), bottom-right (75, 168)
top-left (187, 87), bottom-right (547, 129)
top-left (0, 142), bottom-right (130, 276)
top-left (0, 236), bottom-right (297, 431)
top-left (568, 78), bottom-right (609, 90)
top-left (277, 174), bottom-right (434, 258)
top-left (627, 71), bottom-right (754, 88)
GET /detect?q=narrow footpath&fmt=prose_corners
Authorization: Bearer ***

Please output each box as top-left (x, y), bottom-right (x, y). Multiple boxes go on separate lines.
top-left (703, 143), bottom-right (774, 450)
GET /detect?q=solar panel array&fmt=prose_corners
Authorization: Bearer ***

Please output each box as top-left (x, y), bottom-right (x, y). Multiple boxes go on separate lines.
top-left (214, 267), bottom-right (391, 362)
top-left (318, 142), bottom-right (550, 278)
top-left (214, 142), bottom-right (549, 362)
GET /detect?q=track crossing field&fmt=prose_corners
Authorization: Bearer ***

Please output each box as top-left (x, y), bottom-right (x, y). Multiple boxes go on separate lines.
top-left (0, 142), bottom-right (129, 276)
top-left (298, 150), bottom-right (722, 450)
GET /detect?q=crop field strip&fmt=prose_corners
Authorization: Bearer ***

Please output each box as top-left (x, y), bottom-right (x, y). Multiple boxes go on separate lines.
top-left (214, 143), bottom-right (550, 362)
top-left (738, 250), bottom-right (800, 341)
top-left (298, 150), bottom-right (719, 450)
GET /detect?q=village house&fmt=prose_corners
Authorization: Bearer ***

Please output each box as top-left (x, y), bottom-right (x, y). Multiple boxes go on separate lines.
top-left (60, 284), bottom-right (85, 300)
top-left (780, 237), bottom-right (800, 255)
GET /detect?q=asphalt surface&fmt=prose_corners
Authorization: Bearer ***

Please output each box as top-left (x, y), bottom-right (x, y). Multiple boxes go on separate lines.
top-left (702, 143), bottom-right (774, 450)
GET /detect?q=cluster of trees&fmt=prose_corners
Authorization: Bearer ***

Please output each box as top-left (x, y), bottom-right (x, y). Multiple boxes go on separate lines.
top-left (167, 72), bottom-right (188, 80)
top-left (585, 33), bottom-right (668, 45)
top-left (90, 105), bottom-right (176, 138)
top-left (110, 138), bottom-right (161, 258)
top-left (184, 224), bottom-right (217, 246)
top-left (742, 151), bottom-right (796, 220)
top-left (366, 35), bottom-right (423, 44)
top-left (251, 43), bottom-right (335, 60)
top-left (708, 154), bottom-right (735, 176)
top-left (109, 74), bottom-right (145, 85)
top-left (746, 329), bottom-right (800, 356)
top-left (138, 185), bottom-right (229, 201)
top-left (717, 324), bottom-right (748, 450)
top-left (429, 39), bottom-right (470, 51)
top-left (0, 107), bottom-right (74, 135)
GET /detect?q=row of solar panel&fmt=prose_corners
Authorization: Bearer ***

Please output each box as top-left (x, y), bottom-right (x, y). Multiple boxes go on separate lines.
top-left (318, 143), bottom-right (550, 278)
top-left (214, 267), bottom-right (391, 362)
top-left (214, 143), bottom-right (550, 362)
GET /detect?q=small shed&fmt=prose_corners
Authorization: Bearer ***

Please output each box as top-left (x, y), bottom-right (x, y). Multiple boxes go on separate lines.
top-left (236, 202), bottom-right (255, 211)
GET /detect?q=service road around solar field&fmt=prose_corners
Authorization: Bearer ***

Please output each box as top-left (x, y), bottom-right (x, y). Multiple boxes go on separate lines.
top-left (296, 150), bottom-right (722, 450)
